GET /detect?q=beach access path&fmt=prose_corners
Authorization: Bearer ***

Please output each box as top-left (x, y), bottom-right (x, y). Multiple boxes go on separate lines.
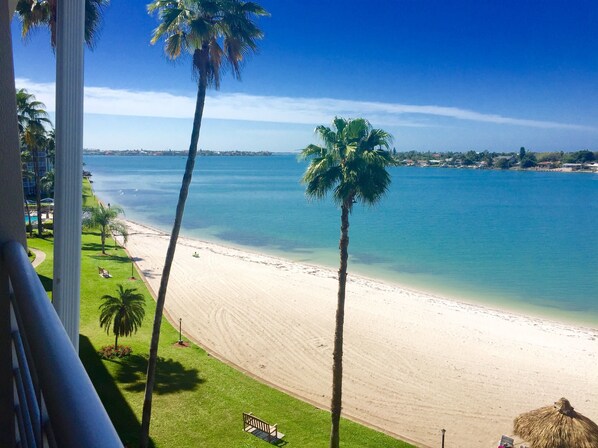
top-left (30, 248), bottom-right (46, 268)
top-left (122, 220), bottom-right (598, 448)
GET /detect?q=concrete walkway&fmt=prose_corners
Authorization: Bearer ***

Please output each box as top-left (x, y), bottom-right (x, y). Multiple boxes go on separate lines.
top-left (30, 248), bottom-right (46, 268)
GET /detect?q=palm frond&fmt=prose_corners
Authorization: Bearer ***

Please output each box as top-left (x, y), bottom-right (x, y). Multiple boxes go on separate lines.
top-left (300, 117), bottom-right (395, 208)
top-left (84, 0), bottom-right (109, 49)
top-left (149, 0), bottom-right (268, 89)
top-left (82, 203), bottom-right (125, 230)
top-left (15, 0), bottom-right (107, 49)
top-left (315, 125), bottom-right (337, 150)
top-left (207, 38), bottom-right (224, 86)
top-left (298, 144), bottom-right (326, 160)
top-left (110, 221), bottom-right (129, 244)
top-left (164, 31), bottom-right (185, 58)
top-left (238, 1), bottom-right (269, 17)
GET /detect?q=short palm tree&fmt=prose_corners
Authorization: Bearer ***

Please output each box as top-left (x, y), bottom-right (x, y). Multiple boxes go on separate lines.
top-left (99, 285), bottom-right (146, 349)
top-left (140, 1), bottom-right (268, 445)
top-left (300, 117), bottom-right (395, 448)
top-left (41, 169), bottom-right (54, 196)
top-left (15, 0), bottom-right (109, 48)
top-left (40, 170), bottom-right (55, 218)
top-left (17, 89), bottom-right (51, 236)
top-left (82, 204), bottom-right (128, 254)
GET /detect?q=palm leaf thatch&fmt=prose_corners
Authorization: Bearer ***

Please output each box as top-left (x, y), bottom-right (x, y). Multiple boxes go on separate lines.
top-left (513, 398), bottom-right (598, 448)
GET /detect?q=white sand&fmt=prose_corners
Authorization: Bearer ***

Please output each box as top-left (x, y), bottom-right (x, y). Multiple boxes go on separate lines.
top-left (123, 220), bottom-right (598, 448)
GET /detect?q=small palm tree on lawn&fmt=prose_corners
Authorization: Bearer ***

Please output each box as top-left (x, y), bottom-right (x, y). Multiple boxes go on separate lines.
top-left (140, 1), bottom-right (269, 445)
top-left (99, 285), bottom-right (146, 350)
top-left (82, 203), bottom-right (128, 255)
top-left (300, 117), bottom-right (395, 448)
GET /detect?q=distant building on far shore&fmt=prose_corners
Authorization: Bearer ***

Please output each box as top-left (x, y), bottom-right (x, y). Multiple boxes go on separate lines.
top-left (562, 163), bottom-right (583, 171)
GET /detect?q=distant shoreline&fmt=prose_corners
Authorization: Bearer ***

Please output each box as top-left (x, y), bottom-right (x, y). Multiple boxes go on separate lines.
top-left (83, 149), bottom-right (275, 157)
top-left (83, 150), bottom-right (598, 173)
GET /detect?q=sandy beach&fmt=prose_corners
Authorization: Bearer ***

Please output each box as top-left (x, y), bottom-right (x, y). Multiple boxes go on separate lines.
top-left (122, 220), bottom-right (598, 447)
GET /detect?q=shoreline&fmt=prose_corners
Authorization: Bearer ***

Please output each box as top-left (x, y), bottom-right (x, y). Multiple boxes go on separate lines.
top-left (85, 153), bottom-right (598, 174)
top-left (128, 217), bottom-right (598, 330)
top-left (121, 219), bottom-right (598, 447)
top-left (124, 219), bottom-right (597, 338)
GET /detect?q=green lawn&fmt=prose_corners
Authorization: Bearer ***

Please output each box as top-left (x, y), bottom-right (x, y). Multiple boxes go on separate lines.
top-left (27, 180), bottom-right (414, 447)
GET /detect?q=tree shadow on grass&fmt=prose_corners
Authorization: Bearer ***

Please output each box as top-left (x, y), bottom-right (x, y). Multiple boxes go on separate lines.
top-left (112, 354), bottom-right (203, 395)
top-left (90, 253), bottom-right (140, 264)
top-left (38, 274), bottom-right (53, 295)
top-left (82, 241), bottom-right (117, 254)
top-left (83, 242), bottom-right (142, 264)
top-left (79, 336), bottom-right (155, 448)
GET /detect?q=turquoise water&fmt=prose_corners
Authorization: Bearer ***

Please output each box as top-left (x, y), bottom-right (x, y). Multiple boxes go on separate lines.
top-left (85, 155), bottom-right (598, 326)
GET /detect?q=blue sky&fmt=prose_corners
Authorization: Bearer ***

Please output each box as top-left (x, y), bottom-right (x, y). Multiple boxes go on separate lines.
top-left (10, 0), bottom-right (598, 152)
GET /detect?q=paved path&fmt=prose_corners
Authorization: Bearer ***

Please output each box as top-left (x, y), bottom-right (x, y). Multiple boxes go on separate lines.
top-left (30, 248), bottom-right (46, 268)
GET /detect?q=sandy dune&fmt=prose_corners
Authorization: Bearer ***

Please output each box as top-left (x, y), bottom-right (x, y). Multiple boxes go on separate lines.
top-left (122, 220), bottom-right (598, 447)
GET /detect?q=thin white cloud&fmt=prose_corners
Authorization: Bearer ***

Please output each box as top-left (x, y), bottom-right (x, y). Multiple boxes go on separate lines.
top-left (16, 78), bottom-right (593, 131)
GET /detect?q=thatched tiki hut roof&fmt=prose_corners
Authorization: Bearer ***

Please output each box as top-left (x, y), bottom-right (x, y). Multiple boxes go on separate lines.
top-left (513, 397), bottom-right (598, 448)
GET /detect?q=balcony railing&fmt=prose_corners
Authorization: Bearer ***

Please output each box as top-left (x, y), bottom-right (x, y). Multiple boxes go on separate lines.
top-left (2, 240), bottom-right (122, 447)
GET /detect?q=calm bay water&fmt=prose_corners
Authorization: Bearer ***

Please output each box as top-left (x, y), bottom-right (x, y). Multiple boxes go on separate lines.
top-left (85, 155), bottom-right (598, 326)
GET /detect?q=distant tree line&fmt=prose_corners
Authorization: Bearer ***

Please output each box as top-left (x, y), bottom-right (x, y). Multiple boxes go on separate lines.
top-left (83, 149), bottom-right (273, 156)
top-left (392, 148), bottom-right (597, 170)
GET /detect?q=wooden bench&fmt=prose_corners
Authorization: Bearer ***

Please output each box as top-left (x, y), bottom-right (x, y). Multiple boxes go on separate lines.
top-left (243, 412), bottom-right (284, 443)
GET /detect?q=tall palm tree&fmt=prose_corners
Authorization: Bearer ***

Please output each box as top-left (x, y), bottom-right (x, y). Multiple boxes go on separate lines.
top-left (300, 117), bottom-right (395, 448)
top-left (140, 1), bottom-right (268, 445)
top-left (17, 89), bottom-right (51, 236)
top-left (16, 88), bottom-right (51, 134)
top-left (45, 128), bottom-right (55, 166)
top-left (82, 204), bottom-right (128, 254)
top-left (21, 149), bottom-right (35, 237)
top-left (15, 0), bottom-right (109, 48)
top-left (99, 285), bottom-right (146, 349)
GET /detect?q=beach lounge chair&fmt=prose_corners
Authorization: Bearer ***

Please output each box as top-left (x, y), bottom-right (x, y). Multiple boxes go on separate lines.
top-left (498, 435), bottom-right (514, 448)
top-left (98, 267), bottom-right (112, 278)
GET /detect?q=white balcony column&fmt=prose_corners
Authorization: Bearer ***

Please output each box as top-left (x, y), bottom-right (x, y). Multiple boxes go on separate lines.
top-left (53, 0), bottom-right (85, 352)
top-left (1, 0), bottom-right (26, 444)
top-left (0, 0), bottom-right (24, 247)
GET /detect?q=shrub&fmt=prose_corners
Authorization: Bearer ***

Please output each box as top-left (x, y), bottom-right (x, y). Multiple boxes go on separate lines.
top-left (98, 344), bottom-right (133, 359)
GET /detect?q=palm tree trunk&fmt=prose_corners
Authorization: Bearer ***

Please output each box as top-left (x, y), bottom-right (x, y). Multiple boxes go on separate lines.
top-left (330, 201), bottom-right (350, 448)
top-left (114, 333), bottom-right (118, 350)
top-left (25, 202), bottom-right (33, 237)
top-left (32, 149), bottom-right (43, 236)
top-left (140, 55), bottom-right (209, 448)
top-left (101, 226), bottom-right (106, 255)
